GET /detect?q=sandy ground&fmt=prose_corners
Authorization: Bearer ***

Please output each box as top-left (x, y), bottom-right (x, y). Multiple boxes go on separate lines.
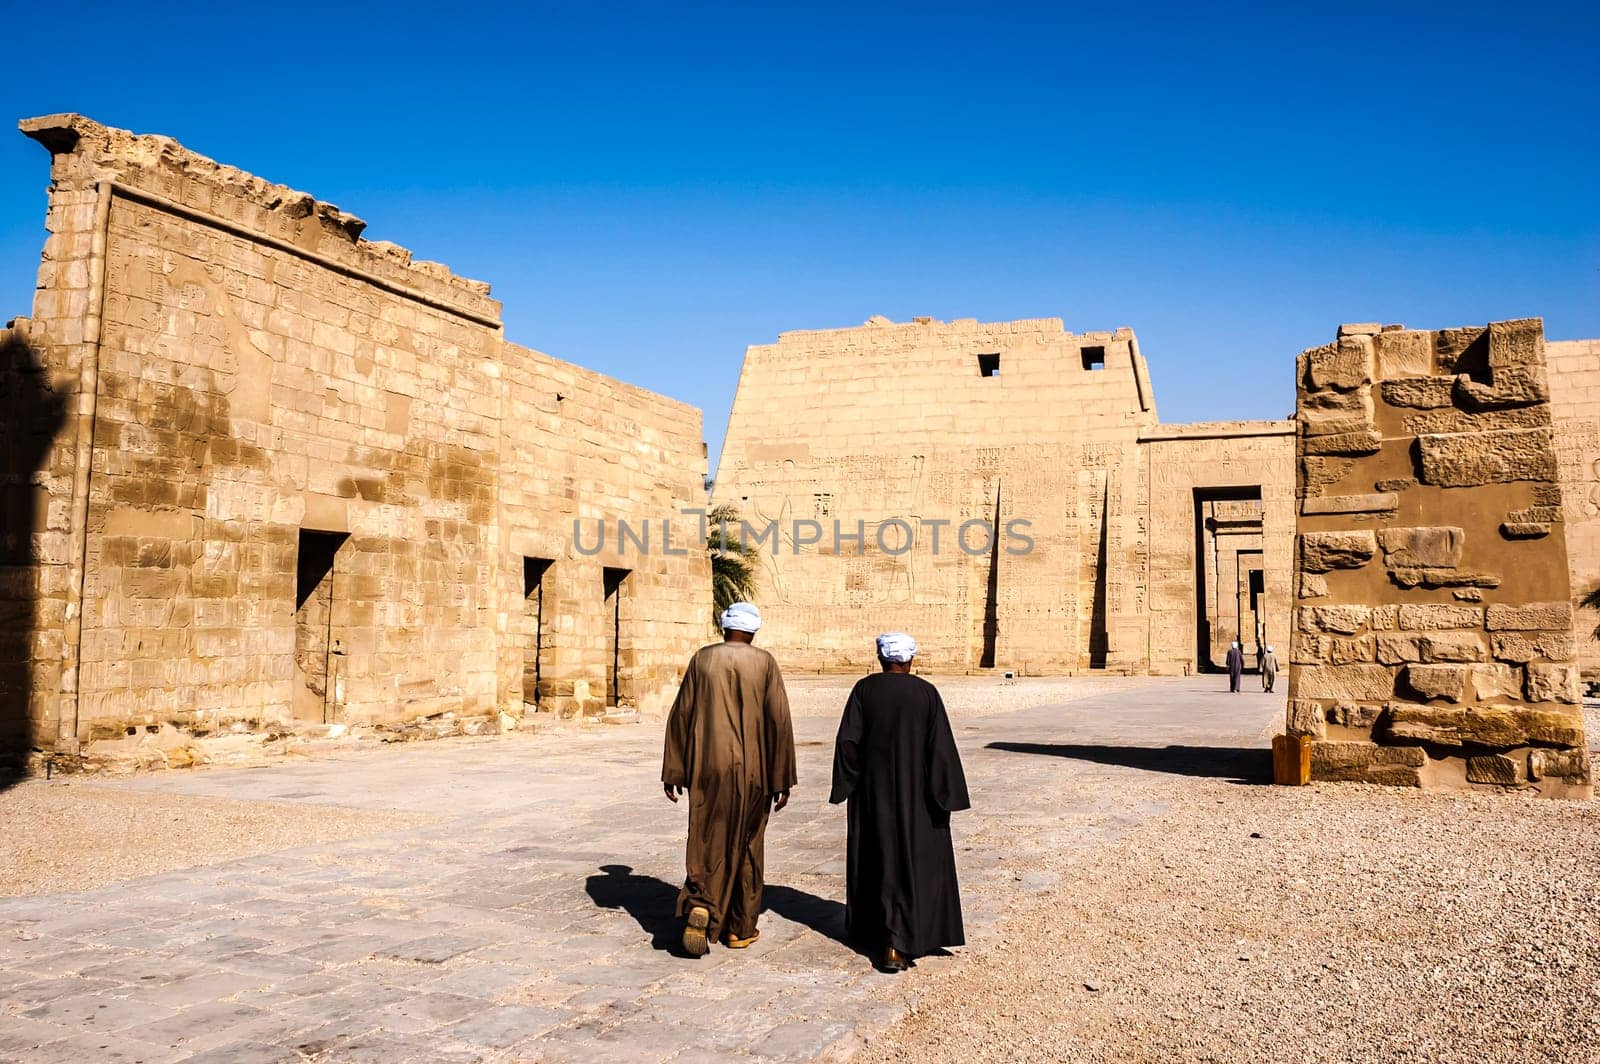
top-left (0, 783), bottom-right (434, 898)
top-left (865, 727), bottom-right (1600, 1064)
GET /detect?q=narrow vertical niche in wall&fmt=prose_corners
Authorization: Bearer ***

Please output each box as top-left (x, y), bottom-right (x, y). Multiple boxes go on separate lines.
top-left (294, 530), bottom-right (348, 723)
top-left (1089, 479), bottom-right (1110, 669)
top-left (603, 566), bottom-right (631, 707)
top-left (979, 482), bottom-right (1001, 669)
top-left (523, 557), bottom-right (554, 708)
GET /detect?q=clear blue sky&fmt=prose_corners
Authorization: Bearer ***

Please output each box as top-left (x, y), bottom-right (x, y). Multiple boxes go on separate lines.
top-left (2, 2), bottom-right (1595, 472)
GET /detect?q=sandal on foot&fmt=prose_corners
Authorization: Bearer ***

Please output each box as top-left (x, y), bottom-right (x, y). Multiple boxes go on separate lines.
top-left (682, 906), bottom-right (710, 957)
top-left (723, 929), bottom-right (760, 949)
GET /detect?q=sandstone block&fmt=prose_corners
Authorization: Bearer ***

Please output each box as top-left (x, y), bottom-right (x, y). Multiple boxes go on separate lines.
top-left (1416, 428), bottom-right (1558, 487)
top-left (1434, 326), bottom-right (1488, 373)
top-left (1455, 364), bottom-right (1549, 410)
top-left (1303, 430), bottom-right (1382, 457)
top-left (1500, 522), bottom-right (1551, 539)
top-left (1453, 588), bottom-right (1484, 602)
top-left (1299, 573), bottom-right (1329, 599)
top-left (1402, 664), bottom-right (1468, 702)
top-left (1487, 317), bottom-right (1542, 368)
top-left (1300, 531), bottom-right (1376, 574)
top-left (1374, 476), bottom-right (1418, 492)
top-left (1378, 527), bottom-right (1465, 570)
top-left (1338, 323), bottom-right (1383, 337)
top-left (1298, 604), bottom-right (1370, 635)
top-left (1396, 604), bottom-right (1481, 630)
top-left (1297, 664), bottom-right (1395, 700)
top-left (1529, 748), bottom-right (1589, 781)
top-left (1524, 662), bottom-right (1579, 704)
top-left (1388, 567), bottom-right (1501, 590)
top-left (1490, 630), bottom-right (1575, 664)
top-left (1382, 703), bottom-right (1583, 749)
top-left (1376, 633), bottom-right (1424, 665)
top-left (1327, 701), bottom-right (1381, 728)
top-left (1374, 330), bottom-right (1433, 379)
top-left (1301, 493), bottom-right (1398, 516)
top-left (1310, 740), bottom-right (1377, 782)
top-left (1417, 632), bottom-right (1485, 664)
top-left (1465, 754), bottom-right (1520, 785)
top-left (1402, 404), bottom-right (1551, 437)
top-left (1467, 663), bottom-right (1519, 700)
top-left (1306, 338), bottom-right (1372, 392)
top-left (1291, 634), bottom-right (1326, 665)
top-left (1301, 456), bottom-right (1355, 495)
top-left (1287, 700), bottom-right (1326, 738)
top-left (1301, 415), bottom-right (1374, 438)
top-left (1379, 377), bottom-right (1456, 409)
top-left (1368, 605), bottom-right (1399, 631)
top-left (1329, 635), bottom-right (1375, 665)
top-left (1302, 385), bottom-right (1373, 415)
top-left (1485, 602), bottom-right (1572, 631)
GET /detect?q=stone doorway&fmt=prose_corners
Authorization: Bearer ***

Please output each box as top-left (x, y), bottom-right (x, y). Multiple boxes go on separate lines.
top-left (293, 530), bottom-right (348, 723)
top-left (523, 558), bottom-right (554, 708)
top-left (602, 567), bottom-right (631, 707)
top-left (1192, 487), bottom-right (1265, 672)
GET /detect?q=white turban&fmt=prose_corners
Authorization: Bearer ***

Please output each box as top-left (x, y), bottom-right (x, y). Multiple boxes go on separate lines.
top-left (1265, 646), bottom-right (1274, 653)
top-left (876, 632), bottom-right (917, 663)
top-left (720, 602), bottom-right (762, 633)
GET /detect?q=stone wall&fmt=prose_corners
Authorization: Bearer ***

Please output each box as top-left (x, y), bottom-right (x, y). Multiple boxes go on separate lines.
top-left (1288, 319), bottom-right (1590, 797)
top-left (714, 317), bottom-right (1301, 675)
top-left (1546, 338), bottom-right (1600, 683)
top-left (5, 114), bottom-right (707, 773)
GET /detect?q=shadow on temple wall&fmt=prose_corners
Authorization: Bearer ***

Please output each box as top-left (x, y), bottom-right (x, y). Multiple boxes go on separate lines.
top-left (0, 325), bottom-right (66, 790)
top-left (985, 741), bottom-right (1272, 784)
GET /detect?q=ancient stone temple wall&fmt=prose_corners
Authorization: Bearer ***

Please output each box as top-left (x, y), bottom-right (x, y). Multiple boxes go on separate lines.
top-left (713, 316), bottom-right (1158, 673)
top-left (4, 114), bottom-right (706, 772)
top-left (1546, 338), bottom-right (1600, 683)
top-left (1288, 319), bottom-right (1590, 797)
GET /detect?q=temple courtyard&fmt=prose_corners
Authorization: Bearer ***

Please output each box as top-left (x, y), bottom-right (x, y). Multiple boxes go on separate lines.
top-left (1, 677), bottom-right (1596, 1064)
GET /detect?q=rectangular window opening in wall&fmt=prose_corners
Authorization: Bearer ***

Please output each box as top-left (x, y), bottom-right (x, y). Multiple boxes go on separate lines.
top-left (523, 557), bottom-right (554, 708)
top-left (1081, 345), bottom-right (1106, 371)
top-left (603, 566), bottom-right (632, 708)
top-left (977, 352), bottom-right (1000, 377)
top-left (294, 529), bottom-right (349, 724)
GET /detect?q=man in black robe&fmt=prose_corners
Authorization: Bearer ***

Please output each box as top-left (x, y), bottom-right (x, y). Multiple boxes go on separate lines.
top-left (829, 632), bottom-right (968, 973)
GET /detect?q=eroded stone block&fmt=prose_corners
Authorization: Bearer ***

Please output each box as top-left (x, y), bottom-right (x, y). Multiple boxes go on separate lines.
top-left (1467, 662), bottom-right (1519, 700)
top-left (1402, 663), bottom-right (1467, 702)
top-left (1417, 632), bottom-right (1485, 664)
top-left (1416, 428), bottom-right (1559, 487)
top-left (1529, 748), bottom-right (1589, 781)
top-left (1376, 633), bottom-right (1423, 665)
top-left (1297, 664), bottom-right (1395, 700)
top-left (1455, 365), bottom-right (1549, 410)
top-left (1297, 604), bottom-right (1370, 635)
top-left (1299, 573), bottom-right (1329, 599)
top-left (1306, 338), bottom-right (1373, 392)
top-left (1379, 377), bottom-right (1456, 409)
top-left (1466, 754), bottom-right (1520, 785)
top-left (1301, 493), bottom-right (1399, 516)
top-left (1485, 602), bottom-right (1573, 631)
top-left (1300, 531), bottom-right (1377, 573)
top-left (1524, 662), bottom-right (1579, 704)
top-left (1490, 630), bottom-right (1575, 664)
top-left (1329, 635), bottom-right (1375, 665)
top-left (1287, 699), bottom-right (1326, 738)
top-left (1328, 701), bottom-right (1381, 728)
top-left (1382, 703), bottom-right (1584, 749)
top-left (1303, 430), bottom-right (1382, 457)
top-left (1374, 330), bottom-right (1433, 379)
top-left (1378, 527), bottom-right (1465, 570)
top-left (1396, 604), bottom-right (1481, 630)
top-left (1388, 567), bottom-right (1501, 590)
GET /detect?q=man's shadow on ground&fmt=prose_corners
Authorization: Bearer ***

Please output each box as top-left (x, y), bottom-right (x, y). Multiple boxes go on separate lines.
top-left (584, 865), bottom-right (874, 959)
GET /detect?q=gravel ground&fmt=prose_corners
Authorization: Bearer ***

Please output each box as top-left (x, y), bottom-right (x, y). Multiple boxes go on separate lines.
top-left (0, 782), bottom-right (433, 898)
top-left (785, 673), bottom-right (1159, 719)
top-left (864, 771), bottom-right (1600, 1063)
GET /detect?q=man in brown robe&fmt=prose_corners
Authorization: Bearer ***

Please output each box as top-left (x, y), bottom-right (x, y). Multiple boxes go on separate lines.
top-left (662, 602), bottom-right (796, 956)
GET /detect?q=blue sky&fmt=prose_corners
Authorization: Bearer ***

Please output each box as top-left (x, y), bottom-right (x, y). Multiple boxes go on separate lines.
top-left (2, 2), bottom-right (1595, 471)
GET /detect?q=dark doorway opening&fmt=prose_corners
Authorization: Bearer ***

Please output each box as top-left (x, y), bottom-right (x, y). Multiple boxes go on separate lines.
top-left (523, 557), bottom-right (553, 707)
top-left (294, 530), bottom-right (348, 723)
top-left (1192, 487), bottom-right (1263, 674)
top-left (603, 566), bottom-right (631, 707)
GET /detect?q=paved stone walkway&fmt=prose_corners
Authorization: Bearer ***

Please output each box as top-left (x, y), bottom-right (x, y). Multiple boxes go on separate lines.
top-left (0, 679), bottom-right (1280, 1063)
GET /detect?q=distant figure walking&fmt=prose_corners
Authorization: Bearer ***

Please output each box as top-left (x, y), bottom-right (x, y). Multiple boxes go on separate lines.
top-left (830, 633), bottom-right (969, 974)
top-left (1260, 645), bottom-right (1279, 693)
top-left (662, 602), bottom-right (796, 956)
top-left (1225, 641), bottom-right (1245, 693)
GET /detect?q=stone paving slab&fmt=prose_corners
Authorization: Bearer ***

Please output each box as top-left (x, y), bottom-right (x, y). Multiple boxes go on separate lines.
top-left (0, 678), bottom-right (1280, 1062)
